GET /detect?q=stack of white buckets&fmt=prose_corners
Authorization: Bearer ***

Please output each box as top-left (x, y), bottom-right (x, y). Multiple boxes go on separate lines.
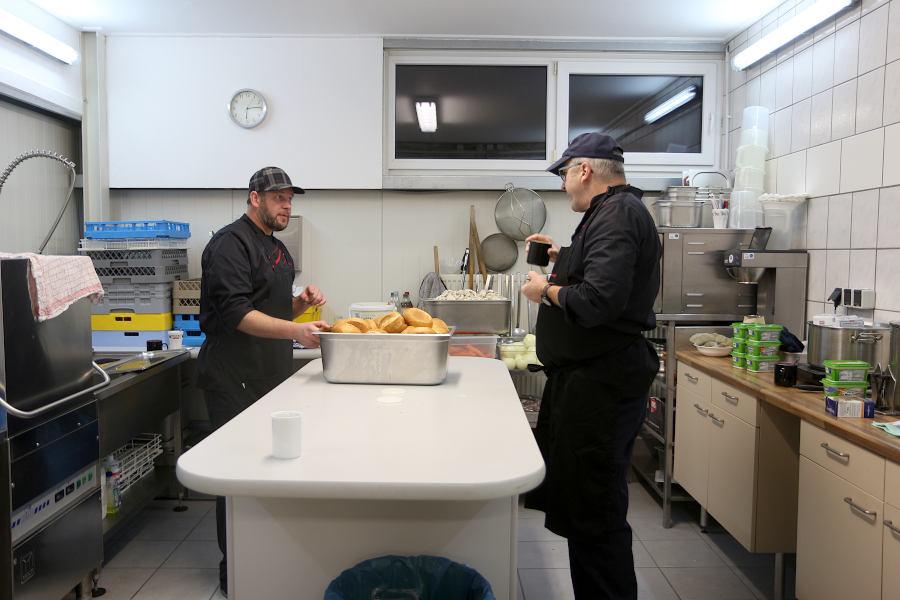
top-left (730, 106), bottom-right (769, 228)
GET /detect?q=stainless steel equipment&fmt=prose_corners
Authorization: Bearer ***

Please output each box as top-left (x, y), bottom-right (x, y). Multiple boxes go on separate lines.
top-left (805, 322), bottom-right (892, 370)
top-left (316, 331), bottom-right (451, 385)
top-left (653, 201), bottom-right (706, 228)
top-left (882, 322), bottom-right (900, 415)
top-left (421, 299), bottom-right (511, 335)
top-left (723, 249), bottom-right (809, 335)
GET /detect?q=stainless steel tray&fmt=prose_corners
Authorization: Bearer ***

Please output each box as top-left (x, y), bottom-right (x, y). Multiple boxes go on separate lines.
top-left (315, 331), bottom-right (451, 385)
top-left (421, 299), bottom-right (511, 335)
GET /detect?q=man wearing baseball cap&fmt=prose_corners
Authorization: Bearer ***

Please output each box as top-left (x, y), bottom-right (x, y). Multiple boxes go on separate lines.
top-left (196, 166), bottom-right (329, 595)
top-left (521, 133), bottom-right (661, 599)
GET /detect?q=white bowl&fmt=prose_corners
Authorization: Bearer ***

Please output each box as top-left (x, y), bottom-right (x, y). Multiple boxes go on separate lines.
top-left (693, 344), bottom-right (732, 357)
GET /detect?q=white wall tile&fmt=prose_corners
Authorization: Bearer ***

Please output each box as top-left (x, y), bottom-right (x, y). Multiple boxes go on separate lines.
top-left (777, 150), bottom-right (808, 194)
top-left (806, 141), bottom-right (841, 196)
top-left (884, 122), bottom-right (900, 187)
top-left (858, 4), bottom-right (890, 73)
top-left (855, 67), bottom-right (886, 132)
top-left (834, 20), bottom-right (861, 84)
top-left (874, 308), bottom-right (900, 323)
top-left (875, 249), bottom-right (900, 309)
top-left (840, 128), bottom-right (885, 192)
top-left (826, 249), bottom-right (851, 294)
top-left (878, 184), bottom-right (900, 247)
top-left (808, 301), bottom-right (826, 321)
top-left (828, 193), bottom-right (853, 248)
top-left (807, 196), bottom-right (830, 249)
top-left (862, 0), bottom-right (891, 16)
top-left (812, 34), bottom-right (836, 94)
top-left (831, 78), bottom-right (858, 139)
top-left (759, 68), bottom-right (777, 112)
top-left (808, 249), bottom-right (827, 303)
top-left (791, 98), bottom-right (812, 151)
top-left (816, 15), bottom-right (838, 42)
top-left (730, 84), bottom-right (747, 131)
top-left (884, 59), bottom-right (900, 125)
top-left (776, 58), bottom-right (794, 109)
top-left (849, 249), bottom-right (878, 289)
top-left (836, 4), bottom-right (862, 30)
top-left (745, 76), bottom-right (761, 109)
top-left (889, 0), bottom-right (900, 62)
top-left (851, 189), bottom-right (880, 248)
top-left (765, 158), bottom-right (778, 193)
top-left (793, 47), bottom-right (814, 101)
top-left (773, 106), bottom-right (793, 157)
top-left (810, 89), bottom-right (834, 145)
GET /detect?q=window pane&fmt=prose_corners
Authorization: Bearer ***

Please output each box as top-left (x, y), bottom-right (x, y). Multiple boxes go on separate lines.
top-left (395, 65), bottom-right (547, 160)
top-left (568, 74), bottom-right (703, 153)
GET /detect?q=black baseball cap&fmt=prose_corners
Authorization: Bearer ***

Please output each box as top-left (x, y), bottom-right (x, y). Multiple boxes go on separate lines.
top-left (546, 132), bottom-right (625, 175)
top-left (249, 166), bottom-right (305, 195)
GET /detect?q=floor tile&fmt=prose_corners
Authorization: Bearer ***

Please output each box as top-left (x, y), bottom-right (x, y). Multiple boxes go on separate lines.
top-left (662, 566), bottom-right (756, 599)
top-left (187, 515), bottom-right (218, 541)
top-left (516, 572), bottom-right (526, 600)
top-left (644, 540), bottom-right (727, 568)
top-left (211, 587), bottom-right (227, 600)
top-left (730, 563), bottom-right (797, 600)
top-left (518, 507), bottom-right (545, 520)
top-left (144, 499), bottom-right (214, 519)
top-left (632, 540), bottom-right (656, 568)
top-left (518, 568), bottom-right (574, 600)
top-left (631, 516), bottom-right (703, 542)
top-left (131, 568), bottom-right (219, 600)
top-left (132, 515), bottom-right (203, 541)
top-left (96, 568), bottom-right (155, 600)
top-left (518, 518), bottom-right (565, 542)
top-left (702, 532), bottom-right (775, 568)
top-left (105, 541), bottom-right (179, 569)
top-left (162, 540), bottom-right (222, 569)
top-left (517, 541), bottom-right (570, 569)
top-left (636, 567), bottom-right (679, 600)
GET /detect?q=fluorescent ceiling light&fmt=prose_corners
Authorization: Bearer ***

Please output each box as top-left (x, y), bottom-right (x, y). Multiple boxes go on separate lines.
top-left (415, 101), bottom-right (437, 133)
top-left (0, 7), bottom-right (78, 64)
top-left (644, 86), bottom-right (697, 124)
top-left (732, 0), bottom-right (852, 70)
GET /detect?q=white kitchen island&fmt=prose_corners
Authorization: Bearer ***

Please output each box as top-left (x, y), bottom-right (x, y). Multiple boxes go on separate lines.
top-left (176, 356), bottom-right (545, 599)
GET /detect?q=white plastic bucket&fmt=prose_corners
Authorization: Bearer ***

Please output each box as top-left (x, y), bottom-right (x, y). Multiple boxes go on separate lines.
top-left (742, 106), bottom-right (770, 131)
top-left (729, 190), bottom-right (763, 228)
top-left (734, 166), bottom-right (765, 191)
top-left (349, 302), bottom-right (396, 320)
top-left (761, 195), bottom-right (808, 250)
top-left (735, 144), bottom-right (768, 169)
top-left (739, 127), bottom-right (769, 148)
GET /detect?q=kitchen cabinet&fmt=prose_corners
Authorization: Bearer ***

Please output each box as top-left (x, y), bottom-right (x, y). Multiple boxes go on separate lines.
top-left (672, 389), bottom-right (710, 506)
top-left (883, 503), bottom-right (900, 600)
top-left (707, 409), bottom-right (756, 548)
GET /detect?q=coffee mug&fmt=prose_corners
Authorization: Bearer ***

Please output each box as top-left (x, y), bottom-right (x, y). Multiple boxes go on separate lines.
top-left (526, 241), bottom-right (551, 267)
top-left (146, 339), bottom-right (167, 352)
top-left (774, 362), bottom-right (798, 387)
top-left (168, 330), bottom-right (184, 350)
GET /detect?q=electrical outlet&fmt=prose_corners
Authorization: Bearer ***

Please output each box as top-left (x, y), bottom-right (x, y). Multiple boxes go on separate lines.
top-left (841, 288), bottom-right (875, 309)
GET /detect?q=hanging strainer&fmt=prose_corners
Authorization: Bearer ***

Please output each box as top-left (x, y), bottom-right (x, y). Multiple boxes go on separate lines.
top-left (494, 183), bottom-right (547, 241)
top-left (480, 233), bottom-right (518, 272)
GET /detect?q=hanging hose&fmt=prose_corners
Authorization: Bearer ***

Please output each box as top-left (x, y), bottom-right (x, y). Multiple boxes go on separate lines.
top-left (0, 150), bottom-right (77, 254)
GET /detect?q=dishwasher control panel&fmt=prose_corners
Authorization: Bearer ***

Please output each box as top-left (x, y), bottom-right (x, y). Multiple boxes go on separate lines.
top-left (11, 464), bottom-right (98, 544)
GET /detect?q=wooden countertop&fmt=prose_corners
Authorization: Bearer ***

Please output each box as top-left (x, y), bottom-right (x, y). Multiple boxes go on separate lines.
top-left (676, 350), bottom-right (900, 465)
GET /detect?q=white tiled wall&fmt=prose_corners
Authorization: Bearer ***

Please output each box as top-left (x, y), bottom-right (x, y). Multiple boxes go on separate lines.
top-left (727, 0), bottom-right (900, 323)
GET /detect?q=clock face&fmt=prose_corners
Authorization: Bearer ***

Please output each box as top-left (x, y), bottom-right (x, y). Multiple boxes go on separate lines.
top-left (228, 89), bottom-right (267, 128)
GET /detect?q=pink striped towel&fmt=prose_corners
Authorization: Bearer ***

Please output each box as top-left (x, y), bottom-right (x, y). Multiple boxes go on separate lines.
top-left (0, 253), bottom-right (103, 322)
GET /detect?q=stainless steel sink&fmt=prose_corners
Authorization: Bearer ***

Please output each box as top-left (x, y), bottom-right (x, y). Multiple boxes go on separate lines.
top-left (93, 350), bottom-right (188, 375)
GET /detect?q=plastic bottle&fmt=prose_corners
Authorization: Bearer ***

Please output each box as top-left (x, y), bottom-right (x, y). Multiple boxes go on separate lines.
top-left (400, 291), bottom-right (413, 310)
top-left (106, 456), bottom-right (122, 514)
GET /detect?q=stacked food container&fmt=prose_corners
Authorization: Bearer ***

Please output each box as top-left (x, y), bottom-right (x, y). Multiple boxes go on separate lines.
top-left (730, 106), bottom-right (769, 228)
top-left (731, 322), bottom-right (783, 372)
top-left (822, 360), bottom-right (873, 418)
top-left (81, 220), bottom-right (190, 352)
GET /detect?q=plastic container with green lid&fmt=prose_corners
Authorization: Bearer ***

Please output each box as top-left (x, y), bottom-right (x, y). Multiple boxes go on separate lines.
top-left (747, 324), bottom-right (783, 342)
top-left (822, 377), bottom-right (868, 398)
top-left (731, 352), bottom-right (746, 369)
top-left (823, 360), bottom-right (871, 382)
top-left (746, 355), bottom-right (779, 372)
top-left (732, 339), bottom-right (746, 354)
top-left (746, 339), bottom-right (781, 357)
top-left (732, 322), bottom-right (749, 339)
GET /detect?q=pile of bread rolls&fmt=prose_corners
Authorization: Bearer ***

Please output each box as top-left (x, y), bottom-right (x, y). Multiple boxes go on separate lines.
top-left (330, 308), bottom-right (450, 334)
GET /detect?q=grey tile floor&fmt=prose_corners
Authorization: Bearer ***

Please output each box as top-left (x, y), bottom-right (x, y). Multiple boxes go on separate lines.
top-left (95, 483), bottom-right (795, 599)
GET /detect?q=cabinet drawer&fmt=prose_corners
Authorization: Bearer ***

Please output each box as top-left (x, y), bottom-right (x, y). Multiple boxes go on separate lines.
top-left (707, 407), bottom-right (757, 550)
top-left (886, 461), bottom-right (900, 508)
top-left (884, 503), bottom-right (900, 600)
top-left (677, 361), bottom-right (710, 399)
top-left (673, 396), bottom-right (711, 506)
top-left (800, 420), bottom-right (885, 500)
top-left (711, 378), bottom-right (758, 426)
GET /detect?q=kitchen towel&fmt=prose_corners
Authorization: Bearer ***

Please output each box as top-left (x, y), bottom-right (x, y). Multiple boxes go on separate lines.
top-left (873, 421), bottom-right (900, 437)
top-left (0, 253), bottom-right (103, 321)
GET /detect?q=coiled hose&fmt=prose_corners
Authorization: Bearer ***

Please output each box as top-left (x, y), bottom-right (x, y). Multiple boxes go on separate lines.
top-left (0, 150), bottom-right (77, 254)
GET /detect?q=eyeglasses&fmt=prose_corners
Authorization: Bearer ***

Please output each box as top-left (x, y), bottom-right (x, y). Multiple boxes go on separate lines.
top-left (558, 162), bottom-right (584, 181)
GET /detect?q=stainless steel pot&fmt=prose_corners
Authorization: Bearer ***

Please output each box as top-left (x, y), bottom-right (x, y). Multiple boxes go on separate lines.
top-left (806, 322), bottom-right (892, 369)
top-left (653, 200), bottom-right (705, 227)
top-left (883, 321), bottom-right (900, 414)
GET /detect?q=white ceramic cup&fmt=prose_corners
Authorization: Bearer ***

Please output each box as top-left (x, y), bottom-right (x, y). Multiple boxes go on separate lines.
top-left (271, 411), bottom-right (302, 459)
top-left (168, 330), bottom-right (184, 350)
top-left (712, 208), bottom-right (730, 229)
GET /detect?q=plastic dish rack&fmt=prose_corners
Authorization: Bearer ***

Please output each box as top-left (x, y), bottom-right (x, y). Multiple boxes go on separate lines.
top-left (86, 249), bottom-right (188, 269)
top-left (173, 279), bottom-right (201, 314)
top-left (92, 330), bottom-right (168, 352)
top-left (91, 312), bottom-right (173, 331)
top-left (95, 264), bottom-right (188, 285)
top-left (80, 238), bottom-right (189, 251)
top-left (85, 220), bottom-right (191, 240)
top-left (93, 283), bottom-right (172, 315)
top-left (112, 433), bottom-right (164, 495)
top-left (173, 314), bottom-right (205, 347)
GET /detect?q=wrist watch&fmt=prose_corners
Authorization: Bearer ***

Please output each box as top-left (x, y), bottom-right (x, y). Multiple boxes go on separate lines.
top-left (540, 283), bottom-right (554, 306)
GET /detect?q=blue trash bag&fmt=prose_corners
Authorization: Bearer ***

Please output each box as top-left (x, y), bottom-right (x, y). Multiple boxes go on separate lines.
top-left (323, 554), bottom-right (496, 600)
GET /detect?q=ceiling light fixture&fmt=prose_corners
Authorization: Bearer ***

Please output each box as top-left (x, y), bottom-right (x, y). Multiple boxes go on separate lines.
top-left (0, 7), bottom-right (78, 64)
top-left (644, 86), bottom-right (697, 124)
top-left (415, 101), bottom-right (437, 133)
top-left (732, 0), bottom-right (853, 71)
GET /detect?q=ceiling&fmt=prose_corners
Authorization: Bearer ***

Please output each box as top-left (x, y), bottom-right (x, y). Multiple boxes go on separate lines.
top-left (29, 0), bottom-right (780, 41)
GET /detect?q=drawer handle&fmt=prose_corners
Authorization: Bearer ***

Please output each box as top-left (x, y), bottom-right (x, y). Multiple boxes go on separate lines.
top-left (844, 497), bottom-right (877, 518)
top-left (684, 373), bottom-right (699, 384)
top-left (685, 293), bottom-right (705, 297)
top-left (821, 442), bottom-right (849, 460)
top-left (686, 304), bottom-right (704, 308)
top-left (709, 414), bottom-right (725, 426)
top-left (721, 391), bottom-right (739, 403)
top-left (693, 403), bottom-right (709, 417)
top-left (687, 242), bottom-right (707, 246)
top-left (886, 520), bottom-right (900, 535)
top-left (687, 251), bottom-right (706, 255)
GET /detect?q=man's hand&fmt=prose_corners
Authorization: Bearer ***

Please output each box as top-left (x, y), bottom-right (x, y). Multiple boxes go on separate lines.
top-left (293, 320), bottom-right (330, 348)
top-left (521, 271), bottom-right (548, 303)
top-left (300, 284), bottom-right (326, 306)
top-left (525, 234), bottom-right (560, 262)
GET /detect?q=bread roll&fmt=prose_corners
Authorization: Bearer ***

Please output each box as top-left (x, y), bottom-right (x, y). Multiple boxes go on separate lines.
top-left (365, 319), bottom-right (378, 330)
top-left (331, 322), bottom-right (362, 334)
top-left (402, 308), bottom-right (433, 328)
top-left (380, 313), bottom-right (407, 333)
top-left (366, 328), bottom-right (388, 334)
top-left (431, 318), bottom-right (449, 334)
top-left (402, 326), bottom-right (436, 334)
top-left (345, 317), bottom-right (370, 332)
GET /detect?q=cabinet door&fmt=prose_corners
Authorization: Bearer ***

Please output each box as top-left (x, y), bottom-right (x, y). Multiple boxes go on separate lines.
top-left (797, 457), bottom-right (883, 600)
top-left (673, 392), bottom-right (710, 506)
top-left (884, 503), bottom-right (900, 600)
top-left (707, 407), bottom-right (757, 550)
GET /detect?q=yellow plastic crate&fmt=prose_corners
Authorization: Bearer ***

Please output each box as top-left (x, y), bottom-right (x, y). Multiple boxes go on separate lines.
top-left (293, 306), bottom-right (322, 323)
top-left (92, 312), bottom-right (173, 331)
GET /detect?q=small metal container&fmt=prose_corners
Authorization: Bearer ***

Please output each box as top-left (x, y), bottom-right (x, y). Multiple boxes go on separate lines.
top-left (421, 300), bottom-right (511, 334)
top-left (653, 200), bottom-right (705, 228)
top-left (316, 331), bottom-right (451, 385)
top-left (665, 186), bottom-right (699, 201)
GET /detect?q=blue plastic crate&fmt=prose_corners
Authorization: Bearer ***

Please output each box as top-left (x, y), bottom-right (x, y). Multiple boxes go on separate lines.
top-left (92, 330), bottom-right (169, 352)
top-left (182, 330), bottom-right (206, 347)
top-left (174, 314), bottom-right (201, 331)
top-left (84, 220), bottom-right (191, 240)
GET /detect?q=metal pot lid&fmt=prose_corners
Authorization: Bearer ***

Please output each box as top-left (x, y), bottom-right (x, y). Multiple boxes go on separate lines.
top-left (807, 321), bottom-right (892, 331)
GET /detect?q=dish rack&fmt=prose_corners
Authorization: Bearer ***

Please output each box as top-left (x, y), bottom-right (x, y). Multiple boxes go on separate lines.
top-left (112, 433), bottom-right (164, 495)
top-left (173, 279), bottom-right (201, 315)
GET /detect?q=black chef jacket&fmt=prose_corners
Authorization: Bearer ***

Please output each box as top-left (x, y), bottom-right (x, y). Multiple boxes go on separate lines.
top-left (196, 214), bottom-right (295, 392)
top-left (536, 184), bottom-right (660, 377)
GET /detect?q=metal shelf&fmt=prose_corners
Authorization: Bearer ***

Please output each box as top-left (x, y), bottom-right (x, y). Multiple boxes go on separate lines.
top-left (641, 422), bottom-right (665, 444)
top-left (102, 466), bottom-right (174, 539)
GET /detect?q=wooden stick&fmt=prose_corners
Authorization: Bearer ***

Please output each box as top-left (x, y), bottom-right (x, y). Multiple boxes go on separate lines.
top-left (433, 246), bottom-right (440, 274)
top-left (470, 206), bottom-right (487, 285)
top-left (467, 212), bottom-right (475, 290)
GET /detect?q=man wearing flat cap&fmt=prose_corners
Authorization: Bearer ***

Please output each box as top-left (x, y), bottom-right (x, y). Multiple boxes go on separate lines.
top-left (197, 166), bottom-right (329, 595)
top-left (521, 133), bottom-right (661, 599)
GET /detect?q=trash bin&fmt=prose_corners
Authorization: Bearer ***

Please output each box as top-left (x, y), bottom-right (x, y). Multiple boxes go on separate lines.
top-left (323, 554), bottom-right (496, 600)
